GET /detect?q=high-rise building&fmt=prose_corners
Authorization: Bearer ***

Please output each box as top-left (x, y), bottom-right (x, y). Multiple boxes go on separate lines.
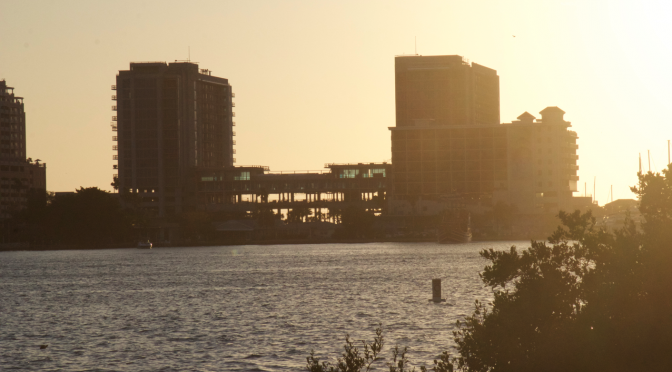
top-left (391, 55), bottom-right (503, 201)
top-left (114, 62), bottom-right (235, 216)
top-left (0, 79), bottom-right (47, 220)
top-left (395, 55), bottom-right (499, 127)
top-left (389, 55), bottom-right (588, 217)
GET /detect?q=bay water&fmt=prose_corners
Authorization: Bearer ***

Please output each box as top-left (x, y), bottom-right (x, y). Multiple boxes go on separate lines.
top-left (0, 241), bottom-right (527, 371)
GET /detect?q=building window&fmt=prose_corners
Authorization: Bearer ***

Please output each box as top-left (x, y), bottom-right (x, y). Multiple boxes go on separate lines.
top-left (363, 168), bottom-right (386, 178)
top-left (234, 171), bottom-right (250, 181)
top-left (340, 169), bottom-right (359, 178)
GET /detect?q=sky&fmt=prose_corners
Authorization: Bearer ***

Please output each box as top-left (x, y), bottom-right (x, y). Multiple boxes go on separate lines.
top-left (2, 0), bottom-right (672, 204)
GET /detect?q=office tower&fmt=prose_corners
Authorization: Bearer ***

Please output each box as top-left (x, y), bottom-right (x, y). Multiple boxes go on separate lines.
top-left (0, 79), bottom-right (47, 220)
top-left (395, 55), bottom-right (499, 127)
top-left (114, 62), bottom-right (235, 216)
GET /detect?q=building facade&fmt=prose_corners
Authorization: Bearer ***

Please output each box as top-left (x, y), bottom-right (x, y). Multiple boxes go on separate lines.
top-left (0, 80), bottom-right (47, 220)
top-left (390, 55), bottom-right (503, 212)
top-left (390, 55), bottom-right (588, 216)
top-left (395, 55), bottom-right (500, 127)
top-left (114, 62), bottom-right (235, 216)
top-left (499, 107), bottom-right (586, 213)
top-left (390, 124), bottom-right (508, 197)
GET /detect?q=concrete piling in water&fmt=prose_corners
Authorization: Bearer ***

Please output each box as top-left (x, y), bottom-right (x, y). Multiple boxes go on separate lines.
top-left (431, 278), bottom-right (446, 303)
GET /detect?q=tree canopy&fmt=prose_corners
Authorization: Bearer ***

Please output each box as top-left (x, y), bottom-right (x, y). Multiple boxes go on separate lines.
top-left (453, 167), bottom-right (672, 371)
top-left (15, 187), bottom-right (134, 247)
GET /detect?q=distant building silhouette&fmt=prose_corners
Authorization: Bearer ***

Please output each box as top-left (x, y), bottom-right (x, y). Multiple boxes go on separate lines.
top-left (498, 107), bottom-right (585, 212)
top-left (0, 79), bottom-right (46, 220)
top-left (391, 56), bottom-right (503, 205)
top-left (389, 55), bottom-right (589, 217)
top-left (395, 55), bottom-right (500, 127)
top-left (114, 62), bottom-right (235, 216)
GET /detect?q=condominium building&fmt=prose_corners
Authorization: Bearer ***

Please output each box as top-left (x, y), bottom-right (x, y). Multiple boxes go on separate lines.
top-left (500, 107), bottom-right (583, 212)
top-left (390, 54), bottom-right (588, 215)
top-left (395, 55), bottom-right (499, 127)
top-left (0, 80), bottom-right (47, 220)
top-left (114, 62), bottom-right (235, 216)
top-left (391, 55), bottom-right (503, 203)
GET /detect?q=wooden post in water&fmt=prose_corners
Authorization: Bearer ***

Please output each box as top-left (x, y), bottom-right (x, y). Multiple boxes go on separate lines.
top-left (431, 279), bottom-right (445, 302)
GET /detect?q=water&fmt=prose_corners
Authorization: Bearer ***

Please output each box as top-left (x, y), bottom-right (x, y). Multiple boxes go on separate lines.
top-left (0, 241), bottom-right (526, 371)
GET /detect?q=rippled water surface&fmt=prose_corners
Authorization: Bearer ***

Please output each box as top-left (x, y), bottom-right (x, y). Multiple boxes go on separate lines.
top-left (0, 241), bottom-right (527, 371)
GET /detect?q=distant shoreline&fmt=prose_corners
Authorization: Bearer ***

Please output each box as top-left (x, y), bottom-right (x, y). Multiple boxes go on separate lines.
top-left (0, 236), bottom-right (540, 252)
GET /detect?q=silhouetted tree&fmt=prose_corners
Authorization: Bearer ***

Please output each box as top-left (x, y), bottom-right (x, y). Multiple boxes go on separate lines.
top-left (40, 187), bottom-right (133, 246)
top-left (336, 207), bottom-right (376, 239)
top-left (453, 166), bottom-right (672, 371)
top-left (256, 207), bottom-right (279, 227)
top-left (111, 177), bottom-right (120, 192)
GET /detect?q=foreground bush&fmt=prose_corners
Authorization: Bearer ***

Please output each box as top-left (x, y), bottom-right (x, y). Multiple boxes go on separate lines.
top-left (306, 325), bottom-right (454, 372)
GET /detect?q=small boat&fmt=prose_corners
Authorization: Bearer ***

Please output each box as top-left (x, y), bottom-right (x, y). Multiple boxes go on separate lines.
top-left (438, 212), bottom-right (472, 244)
top-left (137, 240), bottom-right (152, 249)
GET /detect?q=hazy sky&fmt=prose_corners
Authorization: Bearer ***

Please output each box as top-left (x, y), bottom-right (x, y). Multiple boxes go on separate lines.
top-left (2, 0), bottom-right (671, 204)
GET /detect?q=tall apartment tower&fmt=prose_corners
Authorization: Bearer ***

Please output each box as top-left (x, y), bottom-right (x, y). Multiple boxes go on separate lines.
top-left (395, 55), bottom-right (500, 127)
top-left (114, 62), bottom-right (235, 216)
top-left (390, 55), bottom-right (502, 200)
top-left (0, 80), bottom-right (47, 220)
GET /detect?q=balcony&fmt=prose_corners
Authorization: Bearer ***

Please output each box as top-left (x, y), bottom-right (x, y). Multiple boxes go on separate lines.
top-left (233, 140), bottom-right (236, 145)
top-left (232, 112), bottom-right (235, 117)
top-left (233, 149), bottom-right (236, 154)
top-left (113, 165), bottom-right (118, 169)
top-left (112, 106), bottom-right (117, 111)
top-left (232, 131), bottom-right (236, 136)
top-left (111, 125), bottom-right (117, 131)
top-left (112, 136), bottom-right (118, 141)
top-left (111, 85), bottom-right (117, 90)
top-left (233, 158), bottom-right (236, 163)
top-left (569, 175), bottom-right (579, 181)
top-left (232, 92), bottom-right (235, 98)
top-left (112, 145), bottom-right (118, 150)
top-left (232, 102), bottom-right (236, 107)
top-left (232, 121), bottom-right (236, 126)
top-left (113, 155), bottom-right (118, 160)
top-left (112, 116), bottom-right (117, 121)
top-left (112, 95), bottom-right (117, 100)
